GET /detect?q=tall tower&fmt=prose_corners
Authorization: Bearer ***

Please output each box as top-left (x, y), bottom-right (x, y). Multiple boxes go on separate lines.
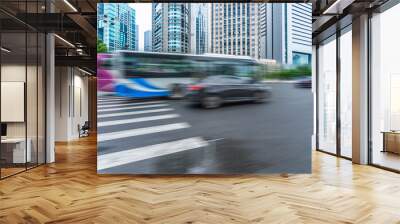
top-left (209, 3), bottom-right (260, 58)
top-left (97, 3), bottom-right (136, 51)
top-left (152, 3), bottom-right (191, 53)
top-left (135, 25), bottom-right (139, 51)
top-left (259, 3), bottom-right (312, 64)
top-left (144, 30), bottom-right (152, 52)
top-left (191, 3), bottom-right (208, 54)
top-left (286, 3), bottom-right (312, 65)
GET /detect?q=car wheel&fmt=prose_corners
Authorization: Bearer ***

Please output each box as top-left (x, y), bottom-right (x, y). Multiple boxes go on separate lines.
top-left (201, 96), bottom-right (222, 109)
top-left (253, 91), bottom-right (266, 103)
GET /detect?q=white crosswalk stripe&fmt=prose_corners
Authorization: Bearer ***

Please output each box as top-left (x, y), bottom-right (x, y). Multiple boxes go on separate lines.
top-left (98, 122), bottom-right (190, 142)
top-left (98, 114), bottom-right (179, 127)
top-left (98, 103), bottom-right (168, 113)
top-left (98, 100), bottom-right (164, 108)
top-left (98, 137), bottom-right (208, 170)
top-left (97, 97), bottom-right (211, 172)
top-left (98, 108), bottom-right (173, 118)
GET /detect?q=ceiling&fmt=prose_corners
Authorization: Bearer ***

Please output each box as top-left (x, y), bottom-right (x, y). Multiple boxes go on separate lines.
top-left (312, 0), bottom-right (390, 43)
top-left (0, 0), bottom-right (96, 73)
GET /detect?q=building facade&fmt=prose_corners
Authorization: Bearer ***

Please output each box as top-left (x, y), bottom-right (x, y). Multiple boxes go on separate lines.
top-left (135, 25), bottom-right (139, 51)
top-left (152, 3), bottom-right (191, 53)
top-left (144, 30), bottom-right (152, 52)
top-left (209, 3), bottom-right (260, 58)
top-left (259, 3), bottom-right (312, 64)
top-left (191, 4), bottom-right (208, 54)
top-left (149, 3), bottom-right (311, 63)
top-left (287, 3), bottom-right (312, 65)
top-left (97, 3), bottom-right (137, 51)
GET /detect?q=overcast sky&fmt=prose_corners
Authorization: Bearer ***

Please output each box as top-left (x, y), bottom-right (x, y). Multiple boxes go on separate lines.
top-left (129, 3), bottom-right (152, 51)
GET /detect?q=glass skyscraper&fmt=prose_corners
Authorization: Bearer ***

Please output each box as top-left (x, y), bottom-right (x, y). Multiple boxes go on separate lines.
top-left (259, 3), bottom-right (312, 64)
top-left (152, 3), bottom-right (191, 53)
top-left (208, 3), bottom-right (311, 63)
top-left (191, 3), bottom-right (208, 54)
top-left (209, 3), bottom-right (261, 58)
top-left (144, 30), bottom-right (152, 52)
top-left (97, 3), bottom-right (137, 51)
top-left (135, 25), bottom-right (139, 51)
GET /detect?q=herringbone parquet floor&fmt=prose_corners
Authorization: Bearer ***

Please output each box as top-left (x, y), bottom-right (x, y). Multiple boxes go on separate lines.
top-left (1, 135), bottom-right (400, 224)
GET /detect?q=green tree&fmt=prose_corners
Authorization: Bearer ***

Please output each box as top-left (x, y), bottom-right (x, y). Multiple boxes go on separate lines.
top-left (262, 64), bottom-right (312, 80)
top-left (97, 39), bottom-right (108, 53)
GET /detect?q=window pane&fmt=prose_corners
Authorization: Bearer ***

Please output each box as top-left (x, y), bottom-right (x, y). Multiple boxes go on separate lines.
top-left (318, 37), bottom-right (337, 154)
top-left (371, 4), bottom-right (400, 171)
top-left (1, 31), bottom-right (27, 177)
top-left (340, 29), bottom-right (352, 158)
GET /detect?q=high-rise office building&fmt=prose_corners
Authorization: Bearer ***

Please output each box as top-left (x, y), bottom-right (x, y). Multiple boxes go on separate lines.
top-left (191, 4), bottom-right (208, 54)
top-left (259, 3), bottom-right (312, 64)
top-left (97, 3), bottom-right (137, 51)
top-left (287, 3), bottom-right (312, 65)
top-left (152, 3), bottom-right (191, 53)
top-left (209, 3), bottom-right (260, 58)
top-left (135, 25), bottom-right (139, 51)
top-left (144, 30), bottom-right (152, 52)
top-left (208, 3), bottom-right (311, 64)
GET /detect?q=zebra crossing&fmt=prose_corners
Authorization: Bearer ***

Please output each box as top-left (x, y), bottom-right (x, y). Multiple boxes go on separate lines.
top-left (97, 96), bottom-right (208, 172)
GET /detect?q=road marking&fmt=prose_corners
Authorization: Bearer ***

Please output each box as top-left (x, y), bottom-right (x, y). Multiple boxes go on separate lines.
top-left (98, 100), bottom-right (164, 108)
top-left (98, 122), bottom-right (190, 142)
top-left (98, 104), bottom-right (168, 113)
top-left (206, 138), bottom-right (225, 143)
top-left (98, 114), bottom-right (179, 127)
top-left (98, 108), bottom-right (173, 118)
top-left (98, 137), bottom-right (208, 170)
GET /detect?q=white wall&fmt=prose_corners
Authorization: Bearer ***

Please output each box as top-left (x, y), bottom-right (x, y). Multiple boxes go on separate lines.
top-left (55, 67), bottom-right (89, 141)
top-left (1, 63), bottom-right (46, 164)
top-left (71, 73), bottom-right (89, 138)
top-left (1, 65), bottom-right (31, 138)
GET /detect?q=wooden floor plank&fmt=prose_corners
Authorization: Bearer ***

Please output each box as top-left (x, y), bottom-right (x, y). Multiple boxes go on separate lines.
top-left (1, 135), bottom-right (400, 223)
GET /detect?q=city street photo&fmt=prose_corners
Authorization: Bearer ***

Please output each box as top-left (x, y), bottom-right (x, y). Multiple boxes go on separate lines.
top-left (97, 3), bottom-right (313, 174)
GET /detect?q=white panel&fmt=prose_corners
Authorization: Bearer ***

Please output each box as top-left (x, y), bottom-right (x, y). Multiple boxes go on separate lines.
top-left (73, 86), bottom-right (82, 138)
top-left (1, 82), bottom-right (25, 122)
top-left (98, 137), bottom-right (208, 170)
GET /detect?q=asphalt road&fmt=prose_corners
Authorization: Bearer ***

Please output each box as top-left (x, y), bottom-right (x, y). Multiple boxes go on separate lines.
top-left (97, 83), bottom-right (313, 174)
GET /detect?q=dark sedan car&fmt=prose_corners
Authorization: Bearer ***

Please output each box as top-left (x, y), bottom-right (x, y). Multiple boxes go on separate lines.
top-left (186, 75), bottom-right (271, 109)
top-left (294, 76), bottom-right (312, 88)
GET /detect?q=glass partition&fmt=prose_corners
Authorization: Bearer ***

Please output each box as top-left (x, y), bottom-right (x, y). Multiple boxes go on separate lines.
top-left (317, 35), bottom-right (337, 154)
top-left (1, 31), bottom-right (28, 177)
top-left (339, 28), bottom-right (352, 158)
top-left (0, 1), bottom-right (46, 179)
top-left (370, 3), bottom-right (400, 171)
